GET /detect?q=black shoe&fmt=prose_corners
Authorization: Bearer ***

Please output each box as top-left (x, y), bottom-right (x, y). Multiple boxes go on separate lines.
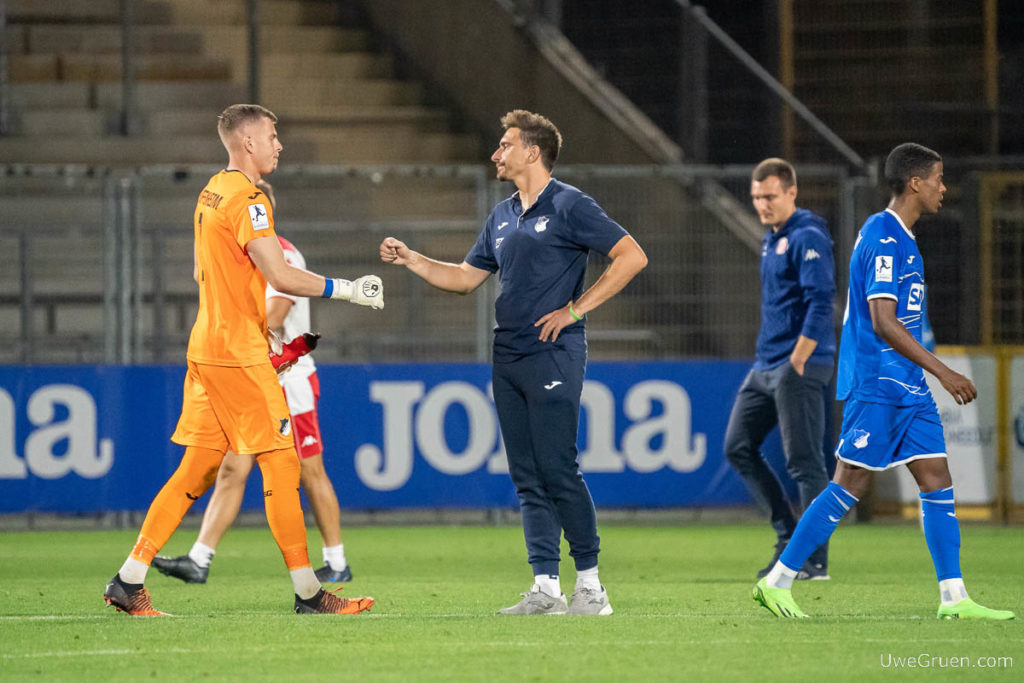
top-left (294, 588), bottom-right (373, 614)
top-left (151, 555), bottom-right (209, 584)
top-left (756, 540), bottom-right (788, 578)
top-left (103, 574), bottom-right (169, 616)
top-left (796, 562), bottom-right (831, 581)
top-left (314, 564), bottom-right (353, 583)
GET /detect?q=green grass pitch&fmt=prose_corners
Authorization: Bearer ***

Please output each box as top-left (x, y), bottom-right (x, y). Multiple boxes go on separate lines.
top-left (1, 522), bottom-right (1020, 681)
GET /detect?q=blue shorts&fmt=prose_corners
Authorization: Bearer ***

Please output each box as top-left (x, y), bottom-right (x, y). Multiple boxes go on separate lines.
top-left (834, 398), bottom-right (946, 471)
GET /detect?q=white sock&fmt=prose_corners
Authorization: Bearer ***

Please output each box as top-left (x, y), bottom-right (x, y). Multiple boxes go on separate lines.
top-left (534, 574), bottom-right (561, 598)
top-left (322, 544), bottom-right (347, 570)
top-left (291, 567), bottom-right (321, 600)
top-left (575, 567), bottom-right (601, 591)
top-left (188, 542), bottom-right (216, 569)
top-left (939, 578), bottom-right (969, 606)
top-left (118, 557), bottom-right (149, 585)
top-left (766, 562), bottom-right (798, 590)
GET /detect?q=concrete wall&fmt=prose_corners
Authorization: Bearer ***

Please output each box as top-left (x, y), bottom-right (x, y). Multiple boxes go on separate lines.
top-left (356, 0), bottom-right (677, 164)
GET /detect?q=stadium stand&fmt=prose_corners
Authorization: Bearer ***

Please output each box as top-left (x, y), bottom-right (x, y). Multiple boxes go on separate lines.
top-left (0, 0), bottom-right (492, 362)
top-left (790, 0), bottom-right (993, 159)
top-left (0, 0), bottom-right (480, 164)
top-left (3, 0), bottom-right (767, 365)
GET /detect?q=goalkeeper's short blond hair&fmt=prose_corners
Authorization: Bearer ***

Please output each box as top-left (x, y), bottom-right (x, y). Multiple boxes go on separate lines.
top-left (217, 104), bottom-right (277, 138)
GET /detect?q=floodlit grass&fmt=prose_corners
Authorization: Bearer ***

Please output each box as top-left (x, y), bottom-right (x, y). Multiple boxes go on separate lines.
top-left (0, 523), bottom-right (1021, 681)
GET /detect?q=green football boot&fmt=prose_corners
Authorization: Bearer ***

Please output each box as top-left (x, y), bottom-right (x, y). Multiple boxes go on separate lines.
top-left (937, 598), bottom-right (1015, 620)
top-left (752, 578), bottom-right (809, 618)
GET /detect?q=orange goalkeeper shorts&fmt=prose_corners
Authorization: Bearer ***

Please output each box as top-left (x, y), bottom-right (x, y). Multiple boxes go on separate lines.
top-left (171, 360), bottom-right (294, 455)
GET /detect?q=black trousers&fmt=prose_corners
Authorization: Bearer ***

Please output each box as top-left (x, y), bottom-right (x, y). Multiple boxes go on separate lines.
top-left (724, 361), bottom-right (832, 563)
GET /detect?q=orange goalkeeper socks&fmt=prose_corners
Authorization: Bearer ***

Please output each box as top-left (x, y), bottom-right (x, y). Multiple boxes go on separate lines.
top-left (256, 447), bottom-right (312, 572)
top-left (130, 446), bottom-right (224, 566)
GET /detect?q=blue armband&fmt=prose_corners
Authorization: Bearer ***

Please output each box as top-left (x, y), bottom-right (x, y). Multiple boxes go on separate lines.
top-left (322, 278), bottom-right (334, 298)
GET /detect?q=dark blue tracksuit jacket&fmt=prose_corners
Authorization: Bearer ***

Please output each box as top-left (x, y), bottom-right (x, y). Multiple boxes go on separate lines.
top-left (754, 208), bottom-right (836, 370)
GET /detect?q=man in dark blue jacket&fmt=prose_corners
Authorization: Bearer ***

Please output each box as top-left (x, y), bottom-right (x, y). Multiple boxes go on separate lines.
top-left (724, 158), bottom-right (836, 580)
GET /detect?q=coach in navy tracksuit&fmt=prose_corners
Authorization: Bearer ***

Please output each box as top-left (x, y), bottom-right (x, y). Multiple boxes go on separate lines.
top-left (724, 158), bottom-right (836, 580)
top-left (380, 110), bottom-right (646, 616)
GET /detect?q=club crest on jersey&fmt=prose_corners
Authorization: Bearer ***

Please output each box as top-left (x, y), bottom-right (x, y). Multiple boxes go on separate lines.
top-left (853, 430), bottom-right (870, 449)
top-left (495, 237), bottom-right (504, 249)
top-left (249, 203), bottom-right (270, 231)
top-left (279, 418), bottom-right (291, 436)
top-left (535, 216), bottom-right (549, 233)
top-left (775, 237), bottom-right (788, 255)
top-left (875, 255), bottom-right (893, 282)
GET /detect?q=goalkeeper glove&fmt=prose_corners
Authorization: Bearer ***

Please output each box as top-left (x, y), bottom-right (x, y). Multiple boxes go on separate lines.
top-left (269, 332), bottom-right (320, 371)
top-left (326, 275), bottom-right (384, 310)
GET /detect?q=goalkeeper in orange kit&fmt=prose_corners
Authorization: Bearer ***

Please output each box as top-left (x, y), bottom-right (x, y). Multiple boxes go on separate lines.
top-left (104, 104), bottom-right (382, 616)
top-left (152, 180), bottom-right (356, 586)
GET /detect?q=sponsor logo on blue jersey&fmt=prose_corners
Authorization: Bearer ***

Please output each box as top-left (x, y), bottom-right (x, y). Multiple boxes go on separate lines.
top-left (837, 210), bottom-right (931, 406)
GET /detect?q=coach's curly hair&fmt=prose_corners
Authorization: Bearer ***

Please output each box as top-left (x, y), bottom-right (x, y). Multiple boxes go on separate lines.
top-left (500, 110), bottom-right (562, 171)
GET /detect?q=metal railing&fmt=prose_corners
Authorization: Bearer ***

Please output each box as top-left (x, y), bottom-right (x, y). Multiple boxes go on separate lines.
top-left (672, 0), bottom-right (867, 173)
top-left (979, 172), bottom-right (1024, 344)
top-left (6, 160), bottom-right (1024, 365)
top-left (2, 162), bottom-right (878, 366)
top-left (114, 0), bottom-right (262, 136)
top-left (0, 0), bottom-right (9, 136)
top-left (530, 1), bottom-right (869, 172)
top-left (119, 0), bottom-right (137, 136)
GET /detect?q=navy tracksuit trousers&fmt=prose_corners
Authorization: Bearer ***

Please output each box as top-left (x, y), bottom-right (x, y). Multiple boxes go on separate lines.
top-left (492, 347), bottom-right (599, 577)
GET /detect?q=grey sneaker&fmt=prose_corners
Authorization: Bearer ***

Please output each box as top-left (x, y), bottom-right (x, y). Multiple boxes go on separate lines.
top-left (497, 585), bottom-right (568, 615)
top-left (314, 564), bottom-right (353, 583)
top-left (151, 555), bottom-right (209, 584)
top-left (796, 562), bottom-right (831, 581)
top-left (567, 585), bottom-right (613, 615)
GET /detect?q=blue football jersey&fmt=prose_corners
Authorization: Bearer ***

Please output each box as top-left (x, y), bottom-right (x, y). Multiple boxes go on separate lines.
top-left (837, 209), bottom-right (931, 405)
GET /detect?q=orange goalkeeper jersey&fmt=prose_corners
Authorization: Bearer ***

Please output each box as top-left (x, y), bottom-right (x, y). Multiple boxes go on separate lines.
top-left (187, 169), bottom-right (277, 366)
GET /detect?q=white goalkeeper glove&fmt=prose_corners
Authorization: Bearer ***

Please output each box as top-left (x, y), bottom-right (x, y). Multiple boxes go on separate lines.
top-left (328, 275), bottom-right (384, 310)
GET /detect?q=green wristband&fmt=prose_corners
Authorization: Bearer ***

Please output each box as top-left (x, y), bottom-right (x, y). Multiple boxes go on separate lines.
top-left (568, 303), bottom-right (584, 322)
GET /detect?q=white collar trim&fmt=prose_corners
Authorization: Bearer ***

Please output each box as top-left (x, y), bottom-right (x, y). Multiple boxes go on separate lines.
top-left (884, 208), bottom-right (916, 240)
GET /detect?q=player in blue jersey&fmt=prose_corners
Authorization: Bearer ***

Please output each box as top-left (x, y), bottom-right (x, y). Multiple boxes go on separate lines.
top-left (380, 110), bottom-right (647, 615)
top-left (753, 143), bottom-right (1014, 620)
top-left (724, 158), bottom-right (835, 581)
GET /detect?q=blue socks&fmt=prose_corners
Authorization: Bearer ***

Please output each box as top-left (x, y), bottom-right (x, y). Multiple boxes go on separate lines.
top-left (920, 486), bottom-right (961, 581)
top-left (772, 483), bottom-right (962, 586)
top-left (778, 482), bottom-right (858, 571)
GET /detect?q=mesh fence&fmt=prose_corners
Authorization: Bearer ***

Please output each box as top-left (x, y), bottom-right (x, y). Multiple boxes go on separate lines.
top-left (11, 162), bottom-right (1017, 364)
top-left (980, 172), bottom-right (1024, 344)
top-left (0, 168), bottom-right (110, 363)
top-left (132, 165), bottom-right (494, 363)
